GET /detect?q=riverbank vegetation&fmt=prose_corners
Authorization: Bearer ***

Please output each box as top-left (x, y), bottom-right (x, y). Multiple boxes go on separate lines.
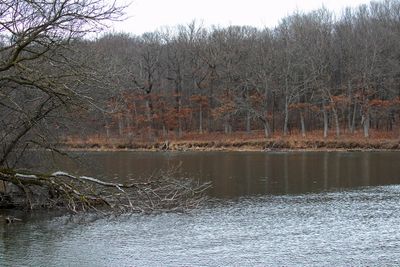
top-left (63, 130), bottom-right (400, 151)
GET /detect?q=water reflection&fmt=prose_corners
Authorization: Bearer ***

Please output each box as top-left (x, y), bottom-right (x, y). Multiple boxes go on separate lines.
top-left (32, 151), bottom-right (400, 198)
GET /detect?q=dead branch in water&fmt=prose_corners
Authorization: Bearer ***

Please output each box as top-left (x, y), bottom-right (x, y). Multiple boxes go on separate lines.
top-left (0, 167), bottom-right (211, 214)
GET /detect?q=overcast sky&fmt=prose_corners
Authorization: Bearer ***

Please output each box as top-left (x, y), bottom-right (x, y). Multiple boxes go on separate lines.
top-left (111, 0), bottom-right (373, 35)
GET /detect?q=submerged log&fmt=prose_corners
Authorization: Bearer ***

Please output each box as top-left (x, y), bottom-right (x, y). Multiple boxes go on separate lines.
top-left (4, 216), bottom-right (22, 224)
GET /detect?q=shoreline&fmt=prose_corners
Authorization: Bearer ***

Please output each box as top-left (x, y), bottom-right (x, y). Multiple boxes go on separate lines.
top-left (60, 138), bottom-right (400, 152)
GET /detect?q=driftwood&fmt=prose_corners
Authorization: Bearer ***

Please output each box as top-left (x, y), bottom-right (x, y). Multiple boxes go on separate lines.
top-left (0, 167), bottom-right (211, 214)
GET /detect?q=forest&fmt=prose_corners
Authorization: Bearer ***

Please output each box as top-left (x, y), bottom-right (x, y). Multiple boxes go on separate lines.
top-left (67, 0), bottom-right (400, 145)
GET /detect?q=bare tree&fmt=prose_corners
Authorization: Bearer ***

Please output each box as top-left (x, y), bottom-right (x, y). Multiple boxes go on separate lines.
top-left (0, 0), bottom-right (125, 167)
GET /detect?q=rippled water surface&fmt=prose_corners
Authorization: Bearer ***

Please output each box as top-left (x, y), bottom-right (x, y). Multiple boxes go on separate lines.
top-left (2, 151), bottom-right (400, 266)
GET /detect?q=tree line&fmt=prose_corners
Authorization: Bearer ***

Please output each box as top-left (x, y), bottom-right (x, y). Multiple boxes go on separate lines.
top-left (84, 0), bottom-right (400, 141)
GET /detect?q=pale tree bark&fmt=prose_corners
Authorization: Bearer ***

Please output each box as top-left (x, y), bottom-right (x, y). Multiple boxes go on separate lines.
top-left (323, 106), bottom-right (329, 138)
top-left (332, 107), bottom-right (340, 137)
top-left (300, 111), bottom-right (306, 137)
top-left (362, 102), bottom-right (370, 138)
top-left (283, 99), bottom-right (290, 136)
top-left (350, 103), bottom-right (357, 134)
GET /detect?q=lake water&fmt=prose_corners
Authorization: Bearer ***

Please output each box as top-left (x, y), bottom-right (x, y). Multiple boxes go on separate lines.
top-left (1, 151), bottom-right (400, 266)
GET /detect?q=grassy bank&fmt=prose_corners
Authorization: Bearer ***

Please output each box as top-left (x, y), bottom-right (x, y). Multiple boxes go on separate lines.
top-left (62, 130), bottom-right (400, 151)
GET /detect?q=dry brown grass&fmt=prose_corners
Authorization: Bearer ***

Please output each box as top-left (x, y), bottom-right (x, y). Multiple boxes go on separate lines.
top-left (62, 129), bottom-right (400, 151)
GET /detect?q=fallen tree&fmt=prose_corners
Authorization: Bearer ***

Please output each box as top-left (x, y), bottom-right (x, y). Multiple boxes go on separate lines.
top-left (0, 166), bottom-right (211, 214)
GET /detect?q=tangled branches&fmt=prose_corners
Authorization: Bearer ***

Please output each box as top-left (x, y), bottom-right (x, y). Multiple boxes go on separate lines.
top-left (0, 167), bottom-right (211, 214)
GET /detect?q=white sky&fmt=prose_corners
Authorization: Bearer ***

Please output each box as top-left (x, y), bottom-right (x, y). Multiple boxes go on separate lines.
top-left (111, 0), bottom-right (372, 35)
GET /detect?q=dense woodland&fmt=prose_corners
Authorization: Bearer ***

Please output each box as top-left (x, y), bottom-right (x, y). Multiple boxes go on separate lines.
top-left (72, 0), bottom-right (400, 142)
top-left (2, 0), bottom-right (400, 165)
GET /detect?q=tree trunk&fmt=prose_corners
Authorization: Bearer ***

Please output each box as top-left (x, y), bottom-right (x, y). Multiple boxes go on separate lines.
top-left (199, 104), bottom-right (203, 134)
top-left (263, 120), bottom-right (271, 139)
top-left (283, 101), bottom-right (289, 136)
top-left (224, 117), bottom-right (232, 134)
top-left (175, 79), bottom-right (183, 138)
top-left (246, 110), bottom-right (251, 134)
top-left (363, 108), bottom-right (370, 138)
top-left (145, 98), bottom-right (155, 139)
top-left (208, 69), bottom-right (216, 133)
top-left (300, 111), bottom-right (306, 137)
top-left (263, 81), bottom-right (270, 138)
top-left (104, 113), bottom-right (110, 139)
top-left (133, 102), bottom-right (139, 129)
top-left (272, 92), bottom-right (276, 134)
top-left (105, 125), bottom-right (110, 139)
top-left (347, 81), bottom-right (355, 134)
top-left (323, 107), bottom-right (328, 138)
top-left (332, 107), bottom-right (340, 137)
top-left (118, 114), bottom-right (124, 136)
top-left (350, 103), bottom-right (357, 134)
top-left (126, 113), bottom-right (132, 137)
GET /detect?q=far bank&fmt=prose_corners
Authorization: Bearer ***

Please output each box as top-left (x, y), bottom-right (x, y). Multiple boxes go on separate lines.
top-left (62, 131), bottom-right (400, 152)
